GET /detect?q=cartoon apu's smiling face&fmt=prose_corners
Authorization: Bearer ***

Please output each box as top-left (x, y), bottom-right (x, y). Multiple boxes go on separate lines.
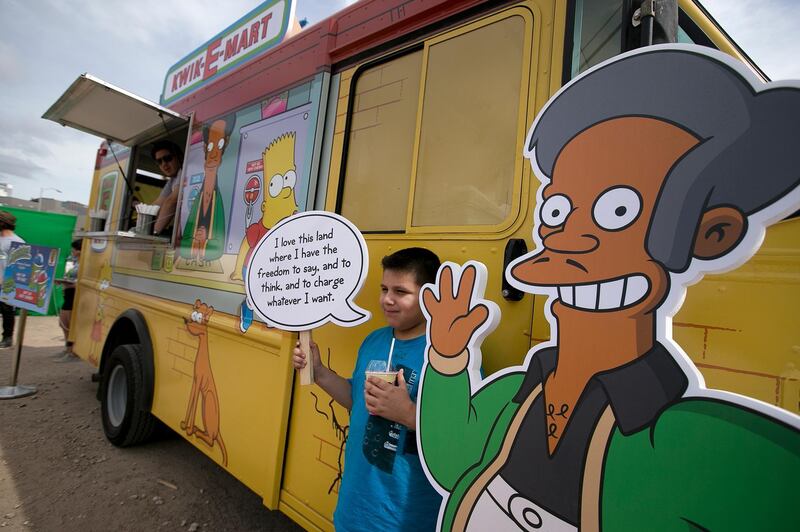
top-left (204, 119), bottom-right (228, 172)
top-left (510, 116), bottom-right (699, 317)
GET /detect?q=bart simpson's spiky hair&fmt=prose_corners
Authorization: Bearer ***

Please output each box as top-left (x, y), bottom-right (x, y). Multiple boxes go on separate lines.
top-left (263, 132), bottom-right (296, 178)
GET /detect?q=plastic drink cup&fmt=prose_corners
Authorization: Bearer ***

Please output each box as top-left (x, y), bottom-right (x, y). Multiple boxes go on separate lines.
top-left (164, 249), bottom-right (175, 272)
top-left (365, 359), bottom-right (397, 383)
top-left (365, 370), bottom-right (398, 383)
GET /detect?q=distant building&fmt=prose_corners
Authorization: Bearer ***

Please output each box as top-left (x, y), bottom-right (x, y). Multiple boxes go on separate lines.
top-left (0, 195), bottom-right (88, 233)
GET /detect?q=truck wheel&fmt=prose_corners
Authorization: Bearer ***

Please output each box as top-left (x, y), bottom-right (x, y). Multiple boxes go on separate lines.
top-left (100, 344), bottom-right (156, 446)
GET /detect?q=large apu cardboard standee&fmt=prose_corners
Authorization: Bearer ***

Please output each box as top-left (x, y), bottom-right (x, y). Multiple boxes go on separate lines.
top-left (244, 211), bottom-right (370, 384)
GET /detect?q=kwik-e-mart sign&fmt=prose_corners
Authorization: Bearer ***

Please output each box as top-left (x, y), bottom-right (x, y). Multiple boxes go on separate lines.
top-left (160, 0), bottom-right (294, 105)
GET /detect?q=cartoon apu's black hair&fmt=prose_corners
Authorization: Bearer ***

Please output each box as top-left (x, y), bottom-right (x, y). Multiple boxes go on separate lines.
top-left (527, 46), bottom-right (800, 273)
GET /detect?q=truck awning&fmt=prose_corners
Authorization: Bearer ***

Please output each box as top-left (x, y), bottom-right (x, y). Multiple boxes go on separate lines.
top-left (42, 74), bottom-right (189, 146)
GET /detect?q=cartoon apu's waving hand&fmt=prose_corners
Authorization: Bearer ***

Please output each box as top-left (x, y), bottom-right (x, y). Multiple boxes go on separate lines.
top-left (421, 262), bottom-right (499, 377)
top-left (422, 262), bottom-right (496, 375)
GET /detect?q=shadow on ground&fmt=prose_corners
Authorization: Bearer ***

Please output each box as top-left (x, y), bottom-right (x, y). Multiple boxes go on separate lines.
top-left (0, 318), bottom-right (301, 531)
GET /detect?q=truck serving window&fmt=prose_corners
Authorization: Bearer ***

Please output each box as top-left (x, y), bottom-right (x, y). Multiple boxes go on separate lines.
top-left (339, 9), bottom-right (532, 233)
top-left (122, 127), bottom-right (190, 237)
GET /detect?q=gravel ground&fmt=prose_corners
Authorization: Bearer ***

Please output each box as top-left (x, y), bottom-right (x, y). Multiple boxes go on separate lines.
top-left (0, 316), bottom-right (301, 532)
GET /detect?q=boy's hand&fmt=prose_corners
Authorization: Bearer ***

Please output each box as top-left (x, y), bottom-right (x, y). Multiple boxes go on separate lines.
top-left (422, 264), bottom-right (489, 357)
top-left (293, 339), bottom-right (322, 374)
top-left (364, 369), bottom-right (416, 429)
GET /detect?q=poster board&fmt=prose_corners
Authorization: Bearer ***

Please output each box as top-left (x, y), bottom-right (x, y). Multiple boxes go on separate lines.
top-left (244, 211), bottom-right (370, 383)
top-left (0, 242), bottom-right (59, 314)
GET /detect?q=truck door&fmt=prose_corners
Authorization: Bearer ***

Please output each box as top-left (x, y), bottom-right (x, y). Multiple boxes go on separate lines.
top-left (278, 3), bottom-right (556, 529)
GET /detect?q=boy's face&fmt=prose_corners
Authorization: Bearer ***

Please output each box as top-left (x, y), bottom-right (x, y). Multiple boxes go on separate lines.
top-left (380, 268), bottom-right (426, 340)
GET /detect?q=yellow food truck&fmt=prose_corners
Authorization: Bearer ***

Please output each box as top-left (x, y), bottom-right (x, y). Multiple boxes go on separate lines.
top-left (42, 0), bottom-right (798, 529)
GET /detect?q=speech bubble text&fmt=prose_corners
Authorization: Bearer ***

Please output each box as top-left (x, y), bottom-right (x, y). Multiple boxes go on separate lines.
top-left (245, 211), bottom-right (371, 330)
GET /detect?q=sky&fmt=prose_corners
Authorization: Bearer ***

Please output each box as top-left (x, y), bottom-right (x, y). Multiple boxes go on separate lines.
top-left (0, 0), bottom-right (797, 205)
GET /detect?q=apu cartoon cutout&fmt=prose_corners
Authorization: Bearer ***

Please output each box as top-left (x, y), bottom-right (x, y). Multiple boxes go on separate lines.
top-left (418, 45), bottom-right (800, 531)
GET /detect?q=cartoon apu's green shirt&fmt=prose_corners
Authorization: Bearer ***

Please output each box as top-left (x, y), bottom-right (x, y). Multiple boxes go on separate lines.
top-left (419, 344), bottom-right (800, 531)
top-left (180, 187), bottom-right (225, 261)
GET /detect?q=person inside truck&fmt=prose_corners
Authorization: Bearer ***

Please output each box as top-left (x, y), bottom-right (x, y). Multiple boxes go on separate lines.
top-left (292, 247), bottom-right (443, 532)
top-left (56, 238), bottom-right (82, 361)
top-left (151, 140), bottom-right (184, 235)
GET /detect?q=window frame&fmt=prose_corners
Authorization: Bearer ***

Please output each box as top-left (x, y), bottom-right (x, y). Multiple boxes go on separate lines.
top-left (117, 114), bottom-right (194, 244)
top-left (336, 6), bottom-right (535, 235)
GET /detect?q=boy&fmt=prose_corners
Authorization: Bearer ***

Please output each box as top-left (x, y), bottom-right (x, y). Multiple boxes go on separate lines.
top-left (292, 247), bottom-right (442, 531)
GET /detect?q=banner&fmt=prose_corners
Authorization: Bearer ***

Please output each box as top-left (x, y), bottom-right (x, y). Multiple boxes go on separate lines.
top-left (0, 242), bottom-right (59, 314)
top-left (160, 0), bottom-right (294, 105)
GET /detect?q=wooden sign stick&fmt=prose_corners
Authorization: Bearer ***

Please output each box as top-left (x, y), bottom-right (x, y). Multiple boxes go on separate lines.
top-left (299, 329), bottom-right (314, 385)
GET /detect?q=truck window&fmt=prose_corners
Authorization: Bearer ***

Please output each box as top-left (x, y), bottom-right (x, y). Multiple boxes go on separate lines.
top-left (339, 9), bottom-right (531, 232)
top-left (568, 1), bottom-right (718, 80)
top-left (412, 15), bottom-right (525, 227)
top-left (568, 0), bottom-right (623, 79)
top-left (339, 51), bottom-right (423, 232)
top-left (121, 126), bottom-right (189, 237)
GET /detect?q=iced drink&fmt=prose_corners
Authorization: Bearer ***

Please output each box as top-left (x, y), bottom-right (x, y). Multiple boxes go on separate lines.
top-left (365, 359), bottom-right (397, 383)
top-left (365, 370), bottom-right (398, 383)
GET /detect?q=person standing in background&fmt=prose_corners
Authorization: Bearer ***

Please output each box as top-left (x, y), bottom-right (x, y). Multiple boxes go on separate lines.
top-left (57, 239), bottom-right (82, 361)
top-left (0, 211), bottom-right (24, 349)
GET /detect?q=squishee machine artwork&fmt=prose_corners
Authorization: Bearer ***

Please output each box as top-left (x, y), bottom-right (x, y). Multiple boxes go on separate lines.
top-left (245, 211), bottom-right (371, 383)
top-left (416, 45), bottom-right (800, 531)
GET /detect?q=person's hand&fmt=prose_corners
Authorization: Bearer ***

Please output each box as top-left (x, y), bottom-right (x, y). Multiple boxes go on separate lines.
top-left (364, 369), bottom-right (415, 428)
top-left (421, 264), bottom-right (489, 358)
top-left (293, 339), bottom-right (322, 374)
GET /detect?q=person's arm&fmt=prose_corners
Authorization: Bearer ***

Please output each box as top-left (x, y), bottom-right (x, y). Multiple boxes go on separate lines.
top-left (292, 340), bottom-right (353, 410)
top-left (154, 181), bottom-right (179, 234)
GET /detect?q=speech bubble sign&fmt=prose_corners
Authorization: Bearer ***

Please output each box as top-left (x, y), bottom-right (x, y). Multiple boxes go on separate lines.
top-left (245, 211), bottom-right (371, 330)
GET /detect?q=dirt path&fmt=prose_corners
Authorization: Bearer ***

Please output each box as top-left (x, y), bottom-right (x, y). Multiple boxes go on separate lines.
top-left (0, 317), bottom-right (301, 531)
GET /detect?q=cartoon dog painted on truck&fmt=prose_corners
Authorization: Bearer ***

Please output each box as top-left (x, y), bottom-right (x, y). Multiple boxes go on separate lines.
top-left (418, 45), bottom-right (800, 531)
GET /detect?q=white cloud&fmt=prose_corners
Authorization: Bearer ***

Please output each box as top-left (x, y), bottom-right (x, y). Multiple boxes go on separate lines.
top-left (0, 42), bottom-right (23, 83)
top-left (702, 0), bottom-right (800, 80)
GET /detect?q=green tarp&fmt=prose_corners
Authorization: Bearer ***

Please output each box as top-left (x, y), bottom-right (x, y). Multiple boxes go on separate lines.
top-left (1, 206), bottom-right (78, 316)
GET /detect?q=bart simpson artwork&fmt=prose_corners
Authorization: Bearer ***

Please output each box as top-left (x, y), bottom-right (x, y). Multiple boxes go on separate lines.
top-left (417, 45), bottom-right (800, 531)
top-left (232, 132), bottom-right (299, 333)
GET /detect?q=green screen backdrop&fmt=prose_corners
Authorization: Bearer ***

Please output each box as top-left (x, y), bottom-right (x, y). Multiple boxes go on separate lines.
top-left (1, 206), bottom-right (78, 316)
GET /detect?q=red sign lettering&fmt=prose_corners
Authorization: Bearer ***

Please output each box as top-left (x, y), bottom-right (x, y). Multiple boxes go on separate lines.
top-left (260, 13), bottom-right (272, 39)
top-left (224, 34), bottom-right (239, 61)
top-left (204, 39), bottom-right (222, 79)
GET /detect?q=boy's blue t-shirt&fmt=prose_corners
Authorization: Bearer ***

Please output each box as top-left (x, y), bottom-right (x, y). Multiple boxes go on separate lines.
top-left (334, 327), bottom-right (442, 532)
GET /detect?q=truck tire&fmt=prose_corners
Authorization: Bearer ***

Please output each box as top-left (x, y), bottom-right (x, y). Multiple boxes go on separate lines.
top-left (100, 343), bottom-right (157, 446)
